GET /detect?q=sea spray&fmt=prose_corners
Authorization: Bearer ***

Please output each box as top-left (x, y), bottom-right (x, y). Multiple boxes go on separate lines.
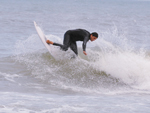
top-left (12, 34), bottom-right (124, 94)
top-left (88, 27), bottom-right (150, 90)
top-left (14, 27), bottom-right (150, 94)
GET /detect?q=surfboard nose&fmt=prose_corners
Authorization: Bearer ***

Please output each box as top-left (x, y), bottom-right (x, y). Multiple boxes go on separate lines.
top-left (34, 21), bottom-right (37, 26)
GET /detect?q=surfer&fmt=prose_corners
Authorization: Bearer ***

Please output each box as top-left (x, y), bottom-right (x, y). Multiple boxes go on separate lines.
top-left (46, 29), bottom-right (98, 55)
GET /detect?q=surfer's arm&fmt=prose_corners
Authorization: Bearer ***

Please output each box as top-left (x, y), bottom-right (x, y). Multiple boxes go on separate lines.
top-left (82, 37), bottom-right (89, 55)
top-left (82, 42), bottom-right (86, 51)
top-left (82, 43), bottom-right (87, 55)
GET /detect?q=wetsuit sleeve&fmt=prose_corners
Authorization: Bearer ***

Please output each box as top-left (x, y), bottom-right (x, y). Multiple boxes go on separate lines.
top-left (82, 37), bottom-right (89, 51)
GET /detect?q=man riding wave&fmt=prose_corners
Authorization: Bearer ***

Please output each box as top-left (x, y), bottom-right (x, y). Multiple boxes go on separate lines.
top-left (46, 29), bottom-right (98, 56)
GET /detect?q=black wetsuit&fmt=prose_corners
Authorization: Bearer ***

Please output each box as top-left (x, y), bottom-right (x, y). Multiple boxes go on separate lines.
top-left (53, 29), bottom-right (90, 55)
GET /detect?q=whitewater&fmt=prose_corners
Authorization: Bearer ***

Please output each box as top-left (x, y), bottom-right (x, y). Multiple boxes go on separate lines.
top-left (0, 0), bottom-right (150, 113)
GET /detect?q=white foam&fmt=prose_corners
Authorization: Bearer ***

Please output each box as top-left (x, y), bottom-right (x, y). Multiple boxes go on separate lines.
top-left (0, 72), bottom-right (20, 83)
top-left (88, 29), bottom-right (150, 90)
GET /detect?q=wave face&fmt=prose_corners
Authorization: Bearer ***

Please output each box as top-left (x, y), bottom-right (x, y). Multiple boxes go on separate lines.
top-left (13, 28), bottom-right (150, 94)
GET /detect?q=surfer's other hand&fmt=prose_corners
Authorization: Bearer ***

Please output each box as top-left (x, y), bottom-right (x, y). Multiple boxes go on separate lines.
top-left (83, 51), bottom-right (87, 55)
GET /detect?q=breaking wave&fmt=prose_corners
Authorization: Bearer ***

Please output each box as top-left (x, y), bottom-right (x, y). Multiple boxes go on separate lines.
top-left (13, 28), bottom-right (150, 94)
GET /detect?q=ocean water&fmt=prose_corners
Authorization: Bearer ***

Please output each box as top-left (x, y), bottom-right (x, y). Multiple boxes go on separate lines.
top-left (0, 0), bottom-right (150, 113)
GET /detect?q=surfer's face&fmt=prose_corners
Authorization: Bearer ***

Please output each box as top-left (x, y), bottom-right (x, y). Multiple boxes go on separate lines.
top-left (90, 35), bottom-right (97, 41)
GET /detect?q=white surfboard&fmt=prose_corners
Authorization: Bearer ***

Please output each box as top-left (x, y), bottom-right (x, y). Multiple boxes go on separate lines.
top-left (34, 21), bottom-right (53, 57)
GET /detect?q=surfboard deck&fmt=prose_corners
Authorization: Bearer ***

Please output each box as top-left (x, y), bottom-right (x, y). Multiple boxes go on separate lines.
top-left (34, 21), bottom-right (53, 57)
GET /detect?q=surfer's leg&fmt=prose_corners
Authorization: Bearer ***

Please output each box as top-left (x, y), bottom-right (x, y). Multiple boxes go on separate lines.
top-left (53, 43), bottom-right (63, 47)
top-left (47, 31), bottom-right (71, 51)
top-left (54, 32), bottom-right (71, 51)
top-left (70, 42), bottom-right (78, 55)
top-left (62, 32), bottom-right (71, 50)
top-left (47, 40), bottom-right (64, 48)
top-left (48, 41), bottom-right (69, 51)
top-left (52, 43), bottom-right (69, 52)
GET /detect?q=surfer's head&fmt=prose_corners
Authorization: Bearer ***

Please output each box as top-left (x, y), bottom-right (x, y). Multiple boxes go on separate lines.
top-left (90, 32), bottom-right (98, 41)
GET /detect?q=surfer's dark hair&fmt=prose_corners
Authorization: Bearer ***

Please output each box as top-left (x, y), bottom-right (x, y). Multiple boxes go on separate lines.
top-left (91, 32), bottom-right (98, 38)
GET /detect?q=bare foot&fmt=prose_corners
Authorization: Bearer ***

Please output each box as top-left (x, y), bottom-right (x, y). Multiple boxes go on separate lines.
top-left (46, 40), bottom-right (53, 44)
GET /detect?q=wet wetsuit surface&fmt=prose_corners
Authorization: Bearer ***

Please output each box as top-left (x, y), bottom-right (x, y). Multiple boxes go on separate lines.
top-left (53, 29), bottom-right (90, 55)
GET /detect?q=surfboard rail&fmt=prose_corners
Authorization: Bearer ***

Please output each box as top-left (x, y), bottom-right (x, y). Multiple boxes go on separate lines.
top-left (34, 21), bottom-right (54, 58)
